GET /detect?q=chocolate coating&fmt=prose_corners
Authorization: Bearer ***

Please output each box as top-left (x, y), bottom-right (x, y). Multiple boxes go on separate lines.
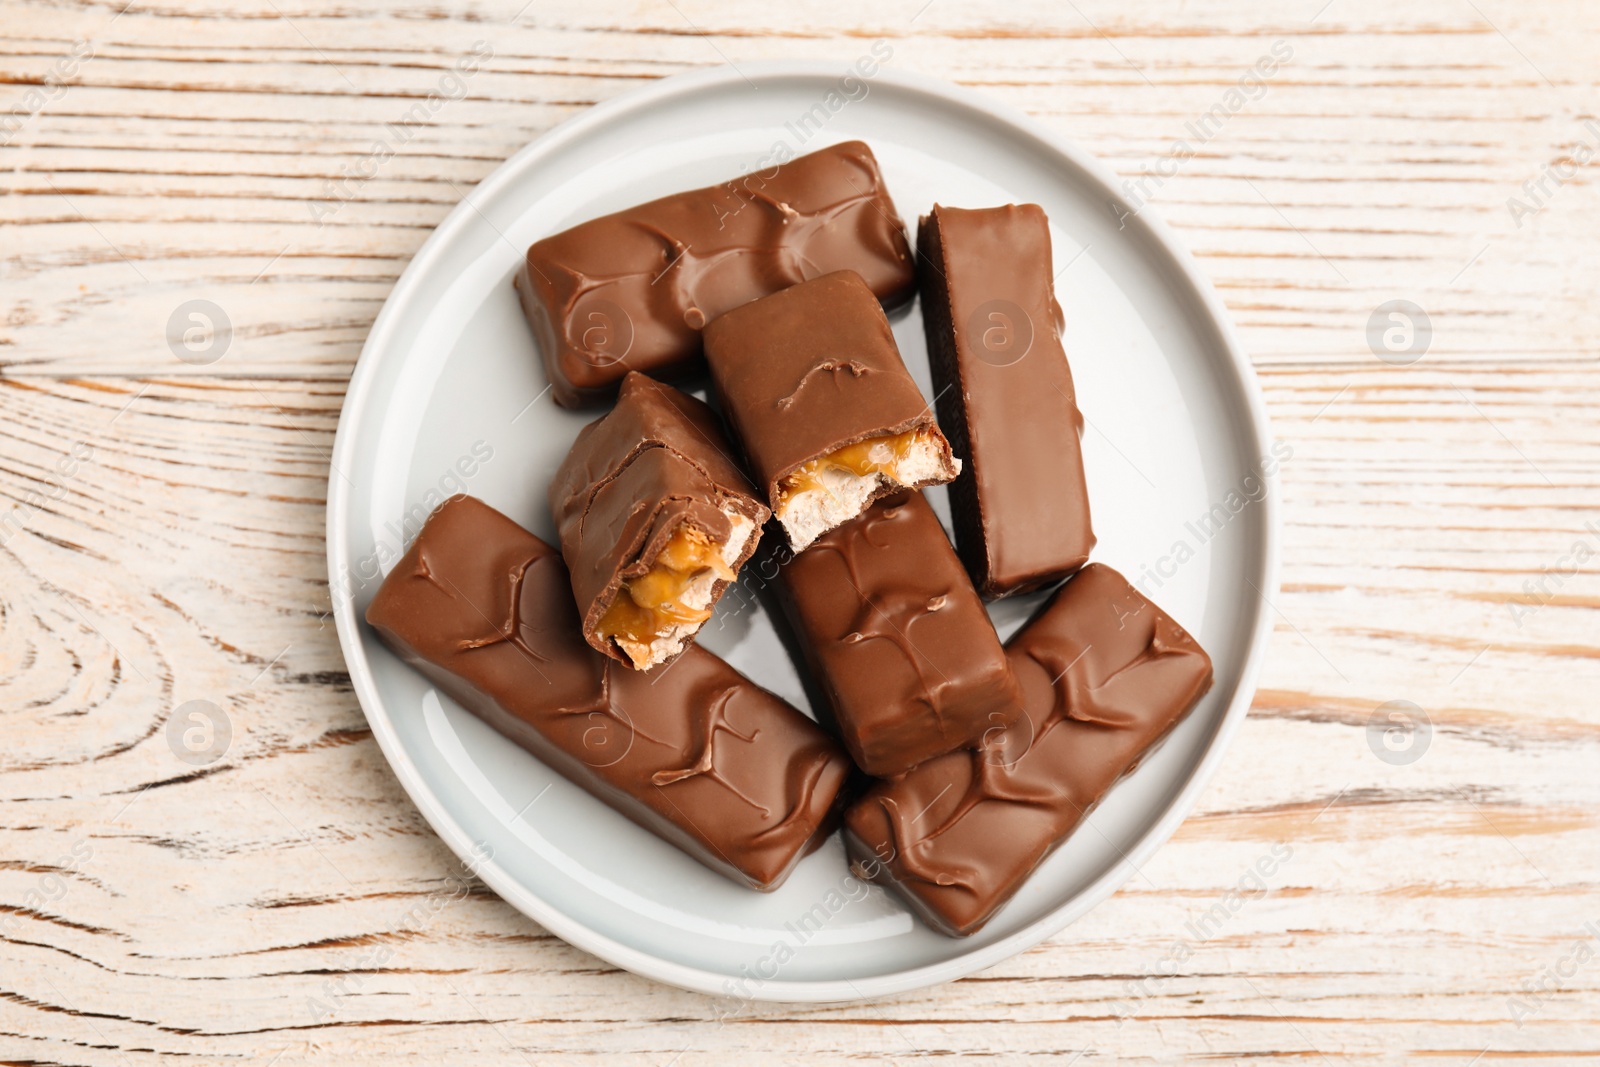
top-left (918, 204), bottom-right (1095, 598)
top-left (843, 563), bottom-right (1213, 936)
top-left (549, 372), bottom-right (769, 666)
top-left (702, 270), bottom-right (958, 525)
top-left (774, 492), bottom-right (1023, 779)
top-left (515, 141), bottom-right (916, 407)
top-left (365, 495), bottom-right (851, 891)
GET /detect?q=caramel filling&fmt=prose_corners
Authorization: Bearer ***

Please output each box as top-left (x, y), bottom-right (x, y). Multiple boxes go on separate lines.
top-left (778, 430), bottom-right (926, 500)
top-left (597, 524), bottom-right (736, 650)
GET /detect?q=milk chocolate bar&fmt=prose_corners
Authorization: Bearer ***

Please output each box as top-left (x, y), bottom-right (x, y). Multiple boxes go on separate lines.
top-left (703, 270), bottom-right (959, 551)
top-left (843, 564), bottom-right (1213, 936)
top-left (775, 492), bottom-right (1022, 778)
top-left (515, 140), bottom-right (916, 408)
top-left (918, 204), bottom-right (1095, 598)
top-left (549, 373), bottom-right (769, 670)
top-left (365, 495), bottom-right (850, 891)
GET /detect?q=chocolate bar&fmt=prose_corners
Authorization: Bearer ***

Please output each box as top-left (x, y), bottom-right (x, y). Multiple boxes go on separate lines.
top-left (365, 495), bottom-right (851, 891)
top-left (775, 492), bottom-right (1022, 778)
top-left (843, 563), bottom-right (1213, 936)
top-left (549, 372), bottom-right (769, 670)
top-left (918, 204), bottom-right (1095, 598)
top-left (515, 140), bottom-right (916, 408)
top-left (703, 270), bottom-right (959, 551)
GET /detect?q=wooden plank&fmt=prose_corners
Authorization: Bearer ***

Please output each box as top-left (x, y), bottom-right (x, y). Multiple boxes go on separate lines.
top-left (1, 366), bottom-right (1596, 1062)
top-left (3, 1), bottom-right (1599, 374)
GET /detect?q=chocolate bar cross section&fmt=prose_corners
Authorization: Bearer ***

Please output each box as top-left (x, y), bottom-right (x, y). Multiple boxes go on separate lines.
top-left (775, 492), bottom-right (1022, 778)
top-left (515, 140), bottom-right (916, 408)
top-left (365, 495), bottom-right (851, 891)
top-left (843, 563), bottom-right (1213, 936)
top-left (704, 270), bottom-right (960, 551)
top-left (549, 372), bottom-right (769, 670)
top-left (918, 204), bottom-right (1095, 598)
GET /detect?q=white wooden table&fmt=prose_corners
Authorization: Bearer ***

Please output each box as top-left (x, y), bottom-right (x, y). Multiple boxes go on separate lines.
top-left (3, 1), bottom-right (1598, 1062)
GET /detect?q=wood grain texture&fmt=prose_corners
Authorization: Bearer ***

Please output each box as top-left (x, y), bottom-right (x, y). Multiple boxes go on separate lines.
top-left (2, 1), bottom-right (1598, 1063)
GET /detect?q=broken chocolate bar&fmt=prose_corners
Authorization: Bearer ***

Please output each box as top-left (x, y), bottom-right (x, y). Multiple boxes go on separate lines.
top-left (775, 492), bottom-right (1022, 779)
top-left (365, 495), bottom-right (851, 891)
top-left (549, 372), bottom-right (769, 670)
top-left (918, 204), bottom-right (1095, 599)
top-left (843, 563), bottom-right (1213, 936)
top-left (703, 270), bottom-right (960, 551)
top-left (515, 140), bottom-right (916, 408)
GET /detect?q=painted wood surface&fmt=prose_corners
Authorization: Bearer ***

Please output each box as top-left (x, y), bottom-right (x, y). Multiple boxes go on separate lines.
top-left (2, 1), bottom-right (1598, 1063)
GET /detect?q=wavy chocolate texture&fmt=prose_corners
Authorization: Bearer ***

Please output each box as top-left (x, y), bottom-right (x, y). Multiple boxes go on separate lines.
top-left (702, 271), bottom-right (957, 512)
top-left (514, 141), bottom-right (916, 407)
top-left (548, 373), bottom-right (769, 666)
top-left (775, 493), bottom-right (1022, 778)
top-left (365, 495), bottom-right (850, 891)
top-left (918, 204), bottom-right (1095, 599)
top-left (774, 358), bottom-right (874, 411)
top-left (843, 563), bottom-right (1213, 936)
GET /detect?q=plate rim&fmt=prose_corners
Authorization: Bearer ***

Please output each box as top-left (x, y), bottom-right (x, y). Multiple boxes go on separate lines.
top-left (327, 59), bottom-right (1281, 1003)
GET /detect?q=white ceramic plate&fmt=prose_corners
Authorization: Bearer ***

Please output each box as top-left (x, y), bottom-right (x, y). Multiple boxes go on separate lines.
top-left (328, 61), bottom-right (1278, 1002)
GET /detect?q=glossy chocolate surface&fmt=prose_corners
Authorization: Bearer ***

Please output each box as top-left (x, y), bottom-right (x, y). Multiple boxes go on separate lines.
top-left (843, 563), bottom-right (1213, 936)
top-left (918, 204), bottom-right (1095, 598)
top-left (515, 141), bottom-right (915, 407)
top-left (775, 492), bottom-right (1022, 779)
top-left (365, 495), bottom-right (850, 891)
top-left (549, 372), bottom-right (768, 666)
top-left (702, 270), bottom-right (956, 516)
